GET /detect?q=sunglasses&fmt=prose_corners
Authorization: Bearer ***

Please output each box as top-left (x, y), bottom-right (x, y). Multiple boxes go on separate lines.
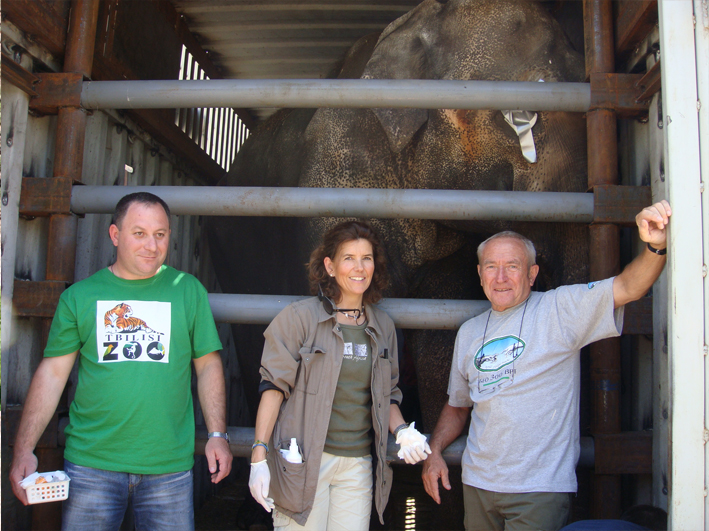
top-left (318, 285), bottom-right (362, 320)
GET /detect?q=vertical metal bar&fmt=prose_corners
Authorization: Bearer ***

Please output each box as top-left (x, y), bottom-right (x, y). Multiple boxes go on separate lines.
top-left (209, 107), bottom-right (217, 158)
top-left (659, 0), bottom-right (705, 527)
top-left (177, 46), bottom-right (189, 131)
top-left (695, 0), bottom-right (709, 524)
top-left (215, 109), bottom-right (221, 167)
top-left (219, 108), bottom-right (226, 168)
top-left (204, 108), bottom-right (211, 154)
top-left (236, 120), bottom-right (242, 152)
top-left (227, 110), bottom-right (235, 171)
top-left (196, 69), bottom-right (205, 149)
top-left (189, 59), bottom-right (199, 141)
top-left (223, 110), bottom-right (232, 172)
top-left (63, 0), bottom-right (100, 76)
top-left (47, 0), bottom-right (99, 282)
top-left (583, 0), bottom-right (621, 519)
top-left (38, 1), bottom-right (100, 528)
top-left (184, 53), bottom-right (195, 140)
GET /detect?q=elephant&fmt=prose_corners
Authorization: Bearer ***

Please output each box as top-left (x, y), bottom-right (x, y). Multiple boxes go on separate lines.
top-left (209, 0), bottom-right (587, 421)
top-left (208, 1), bottom-right (587, 525)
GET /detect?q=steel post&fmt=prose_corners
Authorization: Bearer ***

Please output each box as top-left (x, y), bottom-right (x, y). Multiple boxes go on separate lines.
top-left (47, 0), bottom-right (99, 282)
top-left (80, 78), bottom-right (592, 112)
top-left (38, 1), bottom-right (99, 528)
top-left (584, 0), bottom-right (621, 519)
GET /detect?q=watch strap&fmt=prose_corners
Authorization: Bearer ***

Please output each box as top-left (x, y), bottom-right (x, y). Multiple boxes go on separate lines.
top-left (208, 431), bottom-right (230, 443)
top-left (647, 242), bottom-right (667, 255)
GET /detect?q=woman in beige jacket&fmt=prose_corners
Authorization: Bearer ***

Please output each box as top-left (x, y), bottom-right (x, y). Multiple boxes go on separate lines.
top-left (248, 220), bottom-right (430, 531)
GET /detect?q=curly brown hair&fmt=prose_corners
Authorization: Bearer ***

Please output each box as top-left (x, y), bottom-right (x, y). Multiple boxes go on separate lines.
top-left (308, 221), bottom-right (389, 306)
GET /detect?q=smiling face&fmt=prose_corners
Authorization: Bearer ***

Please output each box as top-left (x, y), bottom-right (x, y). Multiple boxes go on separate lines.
top-left (477, 237), bottom-right (539, 312)
top-left (323, 238), bottom-right (375, 308)
top-left (109, 202), bottom-right (171, 280)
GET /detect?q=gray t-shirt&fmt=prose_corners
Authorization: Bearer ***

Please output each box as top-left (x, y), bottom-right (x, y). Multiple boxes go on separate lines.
top-left (448, 278), bottom-right (624, 493)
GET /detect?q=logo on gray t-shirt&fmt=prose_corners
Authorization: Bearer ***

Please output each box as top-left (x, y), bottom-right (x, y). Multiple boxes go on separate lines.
top-left (474, 335), bottom-right (525, 393)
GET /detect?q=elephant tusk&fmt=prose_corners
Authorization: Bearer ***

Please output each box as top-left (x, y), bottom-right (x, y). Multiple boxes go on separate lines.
top-left (501, 109), bottom-right (538, 164)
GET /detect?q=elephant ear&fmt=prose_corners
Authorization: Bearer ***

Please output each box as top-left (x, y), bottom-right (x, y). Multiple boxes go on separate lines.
top-left (362, 1), bottom-right (443, 153)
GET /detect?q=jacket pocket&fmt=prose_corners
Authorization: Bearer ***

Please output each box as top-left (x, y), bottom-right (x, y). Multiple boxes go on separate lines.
top-left (268, 441), bottom-right (308, 514)
top-left (294, 347), bottom-right (326, 395)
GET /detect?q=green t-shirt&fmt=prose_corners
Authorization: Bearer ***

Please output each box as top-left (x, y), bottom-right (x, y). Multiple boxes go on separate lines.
top-left (45, 265), bottom-right (223, 474)
top-left (324, 321), bottom-right (373, 457)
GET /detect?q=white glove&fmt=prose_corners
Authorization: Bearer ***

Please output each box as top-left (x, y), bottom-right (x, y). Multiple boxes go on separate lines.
top-left (248, 460), bottom-right (275, 512)
top-left (396, 422), bottom-right (432, 464)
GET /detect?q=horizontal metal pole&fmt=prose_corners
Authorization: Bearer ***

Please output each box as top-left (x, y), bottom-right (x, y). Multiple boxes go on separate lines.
top-left (80, 79), bottom-right (592, 112)
top-left (194, 426), bottom-right (596, 467)
top-left (71, 186), bottom-right (595, 223)
top-left (56, 420), bottom-right (483, 464)
top-left (59, 411), bottom-right (596, 466)
top-left (209, 294), bottom-right (491, 330)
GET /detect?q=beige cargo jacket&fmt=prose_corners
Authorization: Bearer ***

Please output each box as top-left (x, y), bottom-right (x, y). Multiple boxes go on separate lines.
top-left (259, 296), bottom-right (402, 526)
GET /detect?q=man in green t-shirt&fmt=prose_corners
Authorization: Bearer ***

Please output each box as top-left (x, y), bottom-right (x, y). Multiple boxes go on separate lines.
top-left (9, 192), bottom-right (232, 530)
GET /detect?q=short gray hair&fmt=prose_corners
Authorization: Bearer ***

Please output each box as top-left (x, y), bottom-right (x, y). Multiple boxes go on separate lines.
top-left (477, 231), bottom-right (537, 267)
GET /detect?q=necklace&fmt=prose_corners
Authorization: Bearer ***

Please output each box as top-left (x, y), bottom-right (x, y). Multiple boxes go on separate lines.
top-left (340, 308), bottom-right (365, 325)
top-left (480, 296), bottom-right (529, 357)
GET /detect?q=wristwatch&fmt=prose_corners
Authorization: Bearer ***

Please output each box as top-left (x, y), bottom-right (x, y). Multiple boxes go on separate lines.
top-left (208, 431), bottom-right (230, 443)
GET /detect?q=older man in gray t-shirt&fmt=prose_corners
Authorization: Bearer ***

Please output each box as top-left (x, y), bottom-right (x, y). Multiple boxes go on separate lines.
top-left (422, 201), bottom-right (672, 531)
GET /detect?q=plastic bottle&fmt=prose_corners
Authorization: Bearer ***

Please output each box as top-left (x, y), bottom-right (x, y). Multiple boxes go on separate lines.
top-left (280, 437), bottom-right (303, 463)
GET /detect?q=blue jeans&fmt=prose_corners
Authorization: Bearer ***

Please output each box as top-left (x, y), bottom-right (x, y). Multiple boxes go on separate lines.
top-left (62, 460), bottom-right (194, 531)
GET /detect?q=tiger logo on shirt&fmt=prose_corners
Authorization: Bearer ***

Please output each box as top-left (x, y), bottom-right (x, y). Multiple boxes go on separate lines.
top-left (104, 303), bottom-right (155, 334)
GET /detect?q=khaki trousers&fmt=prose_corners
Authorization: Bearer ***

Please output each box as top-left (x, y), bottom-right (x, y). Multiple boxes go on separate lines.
top-left (273, 452), bottom-right (373, 531)
top-left (463, 484), bottom-right (571, 531)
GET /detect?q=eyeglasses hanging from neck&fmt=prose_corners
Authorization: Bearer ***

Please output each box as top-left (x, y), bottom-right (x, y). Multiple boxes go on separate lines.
top-left (318, 285), bottom-right (363, 320)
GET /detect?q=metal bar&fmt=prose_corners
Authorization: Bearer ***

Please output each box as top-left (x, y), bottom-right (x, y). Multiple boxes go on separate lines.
top-left (71, 186), bottom-right (595, 222)
top-left (204, 428), bottom-right (590, 469)
top-left (660, 0), bottom-right (706, 527)
top-left (210, 293), bottom-right (646, 332)
top-left (19, 177), bottom-right (74, 217)
top-left (584, 0), bottom-right (621, 519)
top-left (1, 57), bottom-right (40, 97)
top-left (208, 294), bottom-right (490, 330)
top-left (81, 79), bottom-right (592, 112)
top-left (38, 1), bottom-right (100, 528)
top-left (63, 0), bottom-right (100, 77)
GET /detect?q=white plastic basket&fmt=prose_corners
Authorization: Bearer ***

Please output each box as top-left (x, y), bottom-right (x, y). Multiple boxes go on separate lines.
top-left (25, 479), bottom-right (70, 504)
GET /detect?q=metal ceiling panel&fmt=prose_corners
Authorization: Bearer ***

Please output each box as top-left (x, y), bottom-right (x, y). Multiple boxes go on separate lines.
top-left (172, 0), bottom-right (423, 121)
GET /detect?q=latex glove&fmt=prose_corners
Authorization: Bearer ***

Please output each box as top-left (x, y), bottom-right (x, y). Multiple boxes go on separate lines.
top-left (248, 460), bottom-right (275, 512)
top-left (396, 422), bottom-right (432, 464)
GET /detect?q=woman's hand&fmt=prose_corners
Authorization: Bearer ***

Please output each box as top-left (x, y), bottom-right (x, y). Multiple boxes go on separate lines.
top-left (396, 422), bottom-right (432, 464)
top-left (249, 460), bottom-right (275, 512)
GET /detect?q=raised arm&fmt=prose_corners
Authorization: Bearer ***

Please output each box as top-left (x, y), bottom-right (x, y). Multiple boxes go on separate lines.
top-left (193, 351), bottom-right (232, 483)
top-left (10, 352), bottom-right (78, 505)
top-left (613, 200), bottom-right (671, 309)
top-left (421, 403), bottom-right (471, 504)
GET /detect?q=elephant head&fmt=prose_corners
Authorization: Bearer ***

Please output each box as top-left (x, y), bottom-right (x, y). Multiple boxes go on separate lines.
top-left (300, 0), bottom-right (588, 294)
